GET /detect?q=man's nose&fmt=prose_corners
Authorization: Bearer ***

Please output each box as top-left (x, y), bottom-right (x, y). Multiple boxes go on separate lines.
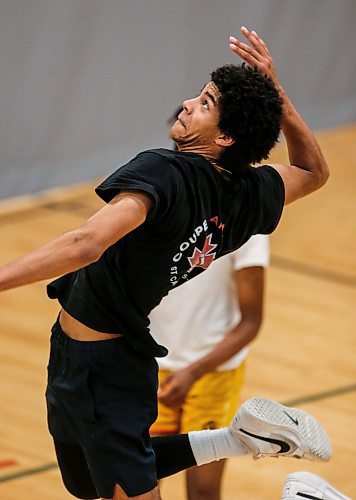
top-left (183, 98), bottom-right (195, 114)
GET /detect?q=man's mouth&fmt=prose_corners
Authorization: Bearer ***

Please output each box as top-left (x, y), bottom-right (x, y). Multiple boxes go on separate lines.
top-left (177, 115), bottom-right (186, 128)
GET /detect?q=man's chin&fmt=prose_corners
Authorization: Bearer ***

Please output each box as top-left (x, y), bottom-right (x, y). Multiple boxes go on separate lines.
top-left (170, 128), bottom-right (183, 144)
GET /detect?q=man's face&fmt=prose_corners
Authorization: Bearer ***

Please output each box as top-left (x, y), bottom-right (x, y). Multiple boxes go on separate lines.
top-left (170, 82), bottom-right (222, 149)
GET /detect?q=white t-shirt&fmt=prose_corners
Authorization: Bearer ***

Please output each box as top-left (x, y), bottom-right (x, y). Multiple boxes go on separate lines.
top-left (149, 234), bottom-right (269, 371)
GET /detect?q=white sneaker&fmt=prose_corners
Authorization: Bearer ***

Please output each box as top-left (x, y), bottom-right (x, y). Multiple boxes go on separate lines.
top-left (230, 397), bottom-right (332, 461)
top-left (282, 471), bottom-right (351, 499)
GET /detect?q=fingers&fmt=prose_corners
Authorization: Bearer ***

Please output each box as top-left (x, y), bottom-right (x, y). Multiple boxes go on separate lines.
top-left (157, 375), bottom-right (175, 399)
top-left (158, 388), bottom-right (180, 408)
top-left (249, 29), bottom-right (270, 56)
top-left (229, 26), bottom-right (269, 60)
top-left (159, 375), bottom-right (171, 388)
top-left (158, 379), bottom-right (184, 407)
top-left (229, 35), bottom-right (265, 66)
top-left (229, 26), bottom-right (275, 78)
top-left (241, 26), bottom-right (270, 57)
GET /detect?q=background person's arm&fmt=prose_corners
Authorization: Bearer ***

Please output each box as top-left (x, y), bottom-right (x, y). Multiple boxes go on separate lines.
top-left (158, 266), bottom-right (264, 408)
top-left (0, 190), bottom-right (152, 291)
top-left (229, 27), bottom-right (329, 204)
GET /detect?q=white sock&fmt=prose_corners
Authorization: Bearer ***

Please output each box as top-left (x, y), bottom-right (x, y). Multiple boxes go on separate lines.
top-left (188, 427), bottom-right (249, 466)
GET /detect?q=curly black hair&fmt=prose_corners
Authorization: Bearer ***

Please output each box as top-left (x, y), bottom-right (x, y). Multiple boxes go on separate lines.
top-left (211, 63), bottom-right (283, 174)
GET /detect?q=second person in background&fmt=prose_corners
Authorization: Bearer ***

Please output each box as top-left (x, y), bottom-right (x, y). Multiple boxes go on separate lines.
top-left (150, 234), bottom-right (269, 500)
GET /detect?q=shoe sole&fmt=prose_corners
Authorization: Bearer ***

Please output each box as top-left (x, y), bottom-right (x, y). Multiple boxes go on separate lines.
top-left (231, 398), bottom-right (332, 462)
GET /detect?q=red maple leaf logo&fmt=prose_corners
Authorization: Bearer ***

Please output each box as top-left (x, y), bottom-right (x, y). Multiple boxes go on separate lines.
top-left (187, 234), bottom-right (217, 270)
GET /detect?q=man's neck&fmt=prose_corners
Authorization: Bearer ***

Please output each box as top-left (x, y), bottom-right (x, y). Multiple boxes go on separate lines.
top-left (177, 144), bottom-right (219, 164)
top-left (177, 144), bottom-right (232, 177)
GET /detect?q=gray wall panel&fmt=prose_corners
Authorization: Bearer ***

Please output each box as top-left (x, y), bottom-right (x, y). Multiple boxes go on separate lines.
top-left (0, 0), bottom-right (355, 198)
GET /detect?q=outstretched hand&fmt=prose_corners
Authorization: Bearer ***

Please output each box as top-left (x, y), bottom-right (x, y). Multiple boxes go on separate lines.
top-left (229, 27), bottom-right (280, 88)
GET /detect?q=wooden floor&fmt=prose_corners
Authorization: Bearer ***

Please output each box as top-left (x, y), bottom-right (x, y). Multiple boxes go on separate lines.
top-left (0, 124), bottom-right (355, 499)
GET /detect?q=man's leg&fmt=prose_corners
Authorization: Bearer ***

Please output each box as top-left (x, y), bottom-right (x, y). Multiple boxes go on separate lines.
top-left (54, 440), bottom-right (98, 499)
top-left (47, 322), bottom-right (160, 499)
top-left (153, 434), bottom-right (198, 479)
top-left (55, 438), bottom-right (163, 500)
top-left (152, 397), bottom-right (332, 480)
top-left (53, 397), bottom-right (331, 498)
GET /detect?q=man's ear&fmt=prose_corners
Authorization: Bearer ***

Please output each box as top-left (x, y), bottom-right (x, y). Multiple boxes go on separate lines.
top-left (215, 133), bottom-right (235, 147)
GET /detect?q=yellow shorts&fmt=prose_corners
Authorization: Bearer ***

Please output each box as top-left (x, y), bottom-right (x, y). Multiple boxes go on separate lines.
top-left (151, 362), bottom-right (245, 435)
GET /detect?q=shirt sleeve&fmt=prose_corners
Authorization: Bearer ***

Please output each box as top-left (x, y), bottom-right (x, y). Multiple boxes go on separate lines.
top-left (248, 165), bottom-right (285, 235)
top-left (95, 151), bottom-right (179, 222)
top-left (231, 234), bottom-right (270, 271)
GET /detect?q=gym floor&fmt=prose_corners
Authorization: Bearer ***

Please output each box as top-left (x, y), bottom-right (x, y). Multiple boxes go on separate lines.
top-left (0, 124), bottom-right (355, 499)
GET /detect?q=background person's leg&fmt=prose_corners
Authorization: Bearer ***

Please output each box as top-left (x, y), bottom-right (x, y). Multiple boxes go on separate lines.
top-left (182, 367), bottom-right (244, 498)
top-left (186, 460), bottom-right (226, 500)
top-left (105, 483), bottom-right (161, 499)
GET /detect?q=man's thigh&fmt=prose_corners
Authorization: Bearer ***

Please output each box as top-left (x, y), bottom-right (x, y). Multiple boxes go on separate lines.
top-left (46, 320), bottom-right (159, 498)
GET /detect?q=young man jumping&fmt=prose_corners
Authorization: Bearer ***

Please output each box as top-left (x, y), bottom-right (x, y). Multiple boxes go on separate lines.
top-left (0, 27), bottom-right (330, 499)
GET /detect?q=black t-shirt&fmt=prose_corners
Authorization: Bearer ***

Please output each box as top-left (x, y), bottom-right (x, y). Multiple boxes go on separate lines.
top-left (47, 148), bottom-right (284, 356)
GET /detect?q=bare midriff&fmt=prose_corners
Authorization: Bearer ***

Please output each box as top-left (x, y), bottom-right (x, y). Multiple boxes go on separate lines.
top-left (59, 309), bottom-right (123, 341)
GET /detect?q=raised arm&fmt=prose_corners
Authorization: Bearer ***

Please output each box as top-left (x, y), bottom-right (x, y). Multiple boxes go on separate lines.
top-left (229, 27), bottom-right (329, 204)
top-left (0, 190), bottom-right (152, 291)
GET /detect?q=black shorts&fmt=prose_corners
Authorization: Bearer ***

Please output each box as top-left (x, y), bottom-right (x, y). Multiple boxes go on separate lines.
top-left (45, 320), bottom-right (159, 498)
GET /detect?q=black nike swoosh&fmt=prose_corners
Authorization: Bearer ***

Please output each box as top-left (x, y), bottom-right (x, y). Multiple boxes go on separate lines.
top-left (239, 428), bottom-right (290, 453)
top-left (296, 493), bottom-right (322, 499)
top-left (283, 410), bottom-right (299, 425)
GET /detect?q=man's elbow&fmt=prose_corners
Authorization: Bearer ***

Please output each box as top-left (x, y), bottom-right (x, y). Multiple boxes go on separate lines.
top-left (70, 229), bottom-right (105, 265)
top-left (316, 161), bottom-right (330, 189)
top-left (245, 315), bottom-right (263, 341)
top-left (304, 161), bottom-right (330, 197)
top-left (301, 141), bottom-right (330, 190)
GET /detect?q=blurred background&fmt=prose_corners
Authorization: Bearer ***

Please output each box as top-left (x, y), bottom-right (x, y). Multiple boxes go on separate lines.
top-left (0, 1), bottom-right (355, 499)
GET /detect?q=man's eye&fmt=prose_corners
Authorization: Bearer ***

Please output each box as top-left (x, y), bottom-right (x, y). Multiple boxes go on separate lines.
top-left (202, 101), bottom-right (209, 110)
